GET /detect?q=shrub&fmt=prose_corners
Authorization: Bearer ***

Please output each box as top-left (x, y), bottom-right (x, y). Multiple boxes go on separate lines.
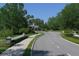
top-left (19, 28), bottom-right (29, 34)
top-left (63, 29), bottom-right (73, 37)
top-left (64, 33), bottom-right (73, 37)
top-left (74, 30), bottom-right (79, 34)
top-left (0, 29), bottom-right (13, 38)
top-left (19, 28), bottom-right (32, 34)
top-left (29, 28), bottom-right (35, 34)
top-left (19, 27), bottom-right (35, 34)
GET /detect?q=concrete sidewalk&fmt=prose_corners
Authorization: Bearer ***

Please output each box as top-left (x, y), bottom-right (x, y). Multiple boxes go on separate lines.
top-left (0, 34), bottom-right (39, 56)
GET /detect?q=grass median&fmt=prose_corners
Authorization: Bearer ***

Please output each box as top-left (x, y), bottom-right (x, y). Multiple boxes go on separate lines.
top-left (23, 33), bottom-right (44, 56)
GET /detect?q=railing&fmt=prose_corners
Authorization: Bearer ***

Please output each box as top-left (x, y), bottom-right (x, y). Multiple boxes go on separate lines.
top-left (6, 33), bottom-right (27, 46)
top-left (12, 33), bottom-right (26, 40)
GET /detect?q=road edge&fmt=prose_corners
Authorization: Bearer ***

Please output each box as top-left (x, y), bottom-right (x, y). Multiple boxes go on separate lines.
top-left (60, 33), bottom-right (79, 46)
top-left (31, 33), bottom-right (44, 56)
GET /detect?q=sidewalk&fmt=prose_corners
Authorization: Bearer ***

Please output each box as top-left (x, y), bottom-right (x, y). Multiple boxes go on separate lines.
top-left (0, 34), bottom-right (39, 56)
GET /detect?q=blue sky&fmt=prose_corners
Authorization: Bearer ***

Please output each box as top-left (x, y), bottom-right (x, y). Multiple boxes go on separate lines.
top-left (0, 3), bottom-right (66, 22)
top-left (24, 3), bottom-right (66, 22)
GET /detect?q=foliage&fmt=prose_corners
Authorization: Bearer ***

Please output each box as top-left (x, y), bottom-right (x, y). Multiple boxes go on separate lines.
top-left (63, 29), bottom-right (73, 37)
top-left (19, 28), bottom-right (30, 34)
top-left (0, 3), bottom-right (28, 35)
top-left (62, 33), bottom-right (79, 44)
top-left (60, 4), bottom-right (79, 29)
top-left (47, 16), bottom-right (61, 30)
top-left (30, 18), bottom-right (48, 30)
top-left (47, 3), bottom-right (79, 31)
top-left (0, 29), bottom-right (13, 37)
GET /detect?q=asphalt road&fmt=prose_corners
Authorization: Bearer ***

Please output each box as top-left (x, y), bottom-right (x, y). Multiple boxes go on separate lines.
top-left (32, 31), bottom-right (79, 56)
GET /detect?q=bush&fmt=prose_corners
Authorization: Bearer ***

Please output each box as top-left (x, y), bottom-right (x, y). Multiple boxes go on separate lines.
top-left (63, 29), bottom-right (73, 37)
top-left (0, 29), bottom-right (13, 38)
top-left (19, 28), bottom-right (29, 34)
top-left (74, 30), bottom-right (79, 34)
top-left (29, 28), bottom-right (35, 34)
top-left (19, 27), bottom-right (36, 34)
top-left (64, 29), bottom-right (73, 33)
top-left (64, 33), bottom-right (73, 37)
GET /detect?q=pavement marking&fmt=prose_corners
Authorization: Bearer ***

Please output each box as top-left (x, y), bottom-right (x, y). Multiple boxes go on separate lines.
top-left (67, 53), bottom-right (71, 56)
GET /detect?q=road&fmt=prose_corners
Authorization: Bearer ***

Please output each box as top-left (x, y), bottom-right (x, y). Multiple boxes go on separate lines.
top-left (32, 31), bottom-right (79, 56)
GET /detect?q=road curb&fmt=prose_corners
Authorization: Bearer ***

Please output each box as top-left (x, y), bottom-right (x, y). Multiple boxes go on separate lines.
top-left (60, 33), bottom-right (79, 46)
top-left (31, 33), bottom-right (44, 56)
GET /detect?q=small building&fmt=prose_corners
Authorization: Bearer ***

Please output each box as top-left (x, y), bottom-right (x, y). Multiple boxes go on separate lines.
top-left (29, 23), bottom-right (39, 31)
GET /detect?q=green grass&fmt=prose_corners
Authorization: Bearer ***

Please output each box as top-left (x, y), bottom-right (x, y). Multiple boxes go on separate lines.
top-left (0, 37), bottom-right (10, 54)
top-left (27, 33), bottom-right (36, 36)
top-left (0, 32), bottom-right (42, 55)
top-left (23, 33), bottom-right (44, 56)
top-left (0, 34), bottom-right (27, 54)
top-left (0, 32), bottom-right (35, 54)
top-left (61, 33), bottom-right (79, 44)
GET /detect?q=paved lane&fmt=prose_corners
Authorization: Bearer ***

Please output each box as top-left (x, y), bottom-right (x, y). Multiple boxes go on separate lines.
top-left (32, 32), bottom-right (79, 56)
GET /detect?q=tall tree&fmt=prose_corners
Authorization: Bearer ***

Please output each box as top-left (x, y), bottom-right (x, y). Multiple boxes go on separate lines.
top-left (0, 3), bottom-right (28, 34)
top-left (47, 3), bottom-right (79, 30)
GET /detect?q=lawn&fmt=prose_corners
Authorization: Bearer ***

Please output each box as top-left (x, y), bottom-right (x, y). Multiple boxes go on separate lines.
top-left (0, 37), bottom-right (10, 54)
top-left (61, 32), bottom-right (79, 44)
top-left (1, 31), bottom-right (42, 55)
top-left (0, 34), bottom-right (27, 54)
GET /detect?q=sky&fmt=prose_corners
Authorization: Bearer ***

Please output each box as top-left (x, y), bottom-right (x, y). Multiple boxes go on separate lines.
top-left (24, 3), bottom-right (66, 22)
top-left (0, 3), bottom-right (66, 22)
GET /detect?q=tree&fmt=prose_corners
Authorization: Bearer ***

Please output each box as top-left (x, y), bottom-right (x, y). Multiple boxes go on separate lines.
top-left (47, 16), bottom-right (61, 30)
top-left (47, 3), bottom-right (79, 31)
top-left (30, 18), bottom-right (46, 30)
top-left (0, 3), bottom-right (28, 34)
top-left (61, 3), bottom-right (79, 29)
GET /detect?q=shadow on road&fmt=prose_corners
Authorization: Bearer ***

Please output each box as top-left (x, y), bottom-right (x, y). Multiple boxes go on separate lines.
top-left (1, 48), bottom-right (69, 56)
top-left (23, 48), bottom-right (49, 56)
top-left (32, 49), bottom-right (69, 56)
top-left (0, 49), bottom-right (24, 56)
top-left (32, 50), bottom-right (49, 56)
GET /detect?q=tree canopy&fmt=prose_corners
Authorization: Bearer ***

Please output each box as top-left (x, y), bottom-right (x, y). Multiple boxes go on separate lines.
top-left (47, 3), bottom-right (79, 30)
top-left (0, 3), bottom-right (28, 34)
top-left (0, 3), bottom-right (47, 37)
